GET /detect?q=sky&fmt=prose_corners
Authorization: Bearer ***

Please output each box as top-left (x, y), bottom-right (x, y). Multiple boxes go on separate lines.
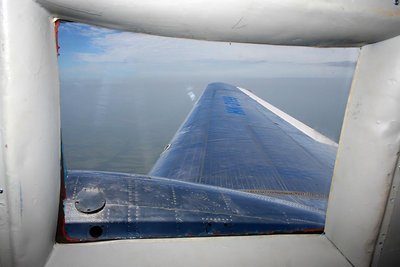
top-left (58, 22), bottom-right (359, 173)
top-left (58, 22), bottom-right (359, 83)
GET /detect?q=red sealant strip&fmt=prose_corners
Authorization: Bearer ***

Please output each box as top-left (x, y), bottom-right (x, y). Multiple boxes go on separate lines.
top-left (54, 19), bottom-right (60, 56)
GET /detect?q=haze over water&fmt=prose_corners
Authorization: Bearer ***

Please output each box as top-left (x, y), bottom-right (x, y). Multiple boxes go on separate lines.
top-left (59, 23), bottom-right (358, 174)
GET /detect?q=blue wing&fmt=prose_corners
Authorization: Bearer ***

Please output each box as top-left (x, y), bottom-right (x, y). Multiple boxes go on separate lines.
top-left (150, 82), bottom-right (336, 210)
top-left (59, 82), bottom-right (336, 241)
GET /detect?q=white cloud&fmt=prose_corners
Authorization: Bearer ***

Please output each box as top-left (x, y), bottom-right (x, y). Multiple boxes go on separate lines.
top-left (63, 22), bottom-right (359, 78)
top-left (61, 22), bottom-right (116, 37)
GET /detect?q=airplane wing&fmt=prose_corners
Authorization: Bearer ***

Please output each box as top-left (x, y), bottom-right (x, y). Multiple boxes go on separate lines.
top-left (59, 82), bottom-right (336, 242)
top-left (150, 82), bottom-right (336, 211)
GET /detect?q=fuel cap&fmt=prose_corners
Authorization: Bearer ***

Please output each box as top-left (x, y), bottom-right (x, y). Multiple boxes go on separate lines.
top-left (75, 188), bottom-right (106, 214)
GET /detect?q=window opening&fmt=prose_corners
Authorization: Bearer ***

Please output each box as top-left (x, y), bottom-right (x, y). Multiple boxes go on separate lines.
top-left (58, 21), bottom-right (359, 241)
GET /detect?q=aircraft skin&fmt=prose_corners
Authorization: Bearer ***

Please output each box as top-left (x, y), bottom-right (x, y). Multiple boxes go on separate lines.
top-left (59, 82), bottom-right (336, 242)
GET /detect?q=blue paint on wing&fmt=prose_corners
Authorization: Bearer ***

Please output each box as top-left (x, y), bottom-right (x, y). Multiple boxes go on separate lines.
top-left (61, 171), bottom-right (325, 241)
top-left (223, 96), bottom-right (246, 115)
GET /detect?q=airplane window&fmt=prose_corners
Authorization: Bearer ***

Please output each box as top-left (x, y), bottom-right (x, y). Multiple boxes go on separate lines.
top-left (58, 21), bottom-right (359, 241)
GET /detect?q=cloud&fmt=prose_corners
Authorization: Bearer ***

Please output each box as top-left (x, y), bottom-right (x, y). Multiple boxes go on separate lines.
top-left (61, 22), bottom-right (116, 37)
top-left (60, 22), bottom-right (360, 78)
top-left (67, 23), bottom-right (357, 63)
top-left (319, 61), bottom-right (357, 67)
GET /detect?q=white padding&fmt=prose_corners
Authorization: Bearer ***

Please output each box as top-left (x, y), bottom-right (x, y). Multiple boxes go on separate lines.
top-left (37, 0), bottom-right (400, 46)
top-left (325, 35), bottom-right (400, 266)
top-left (45, 235), bottom-right (351, 267)
top-left (0, 0), bottom-right (60, 266)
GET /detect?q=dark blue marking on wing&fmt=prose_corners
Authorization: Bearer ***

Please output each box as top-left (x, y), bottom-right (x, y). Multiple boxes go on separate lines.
top-left (223, 96), bottom-right (246, 115)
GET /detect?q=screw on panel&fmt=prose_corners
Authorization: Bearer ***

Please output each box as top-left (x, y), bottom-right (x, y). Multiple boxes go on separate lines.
top-left (395, 0), bottom-right (399, 6)
top-left (0, 188), bottom-right (3, 194)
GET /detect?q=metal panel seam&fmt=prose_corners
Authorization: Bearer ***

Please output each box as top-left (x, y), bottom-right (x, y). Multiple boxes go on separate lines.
top-left (325, 235), bottom-right (355, 267)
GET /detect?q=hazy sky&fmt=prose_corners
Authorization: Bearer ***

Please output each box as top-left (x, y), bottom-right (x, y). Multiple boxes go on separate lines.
top-left (59, 22), bottom-right (359, 82)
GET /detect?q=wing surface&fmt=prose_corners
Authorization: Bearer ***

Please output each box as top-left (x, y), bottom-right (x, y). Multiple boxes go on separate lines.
top-left (150, 82), bottom-right (336, 208)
